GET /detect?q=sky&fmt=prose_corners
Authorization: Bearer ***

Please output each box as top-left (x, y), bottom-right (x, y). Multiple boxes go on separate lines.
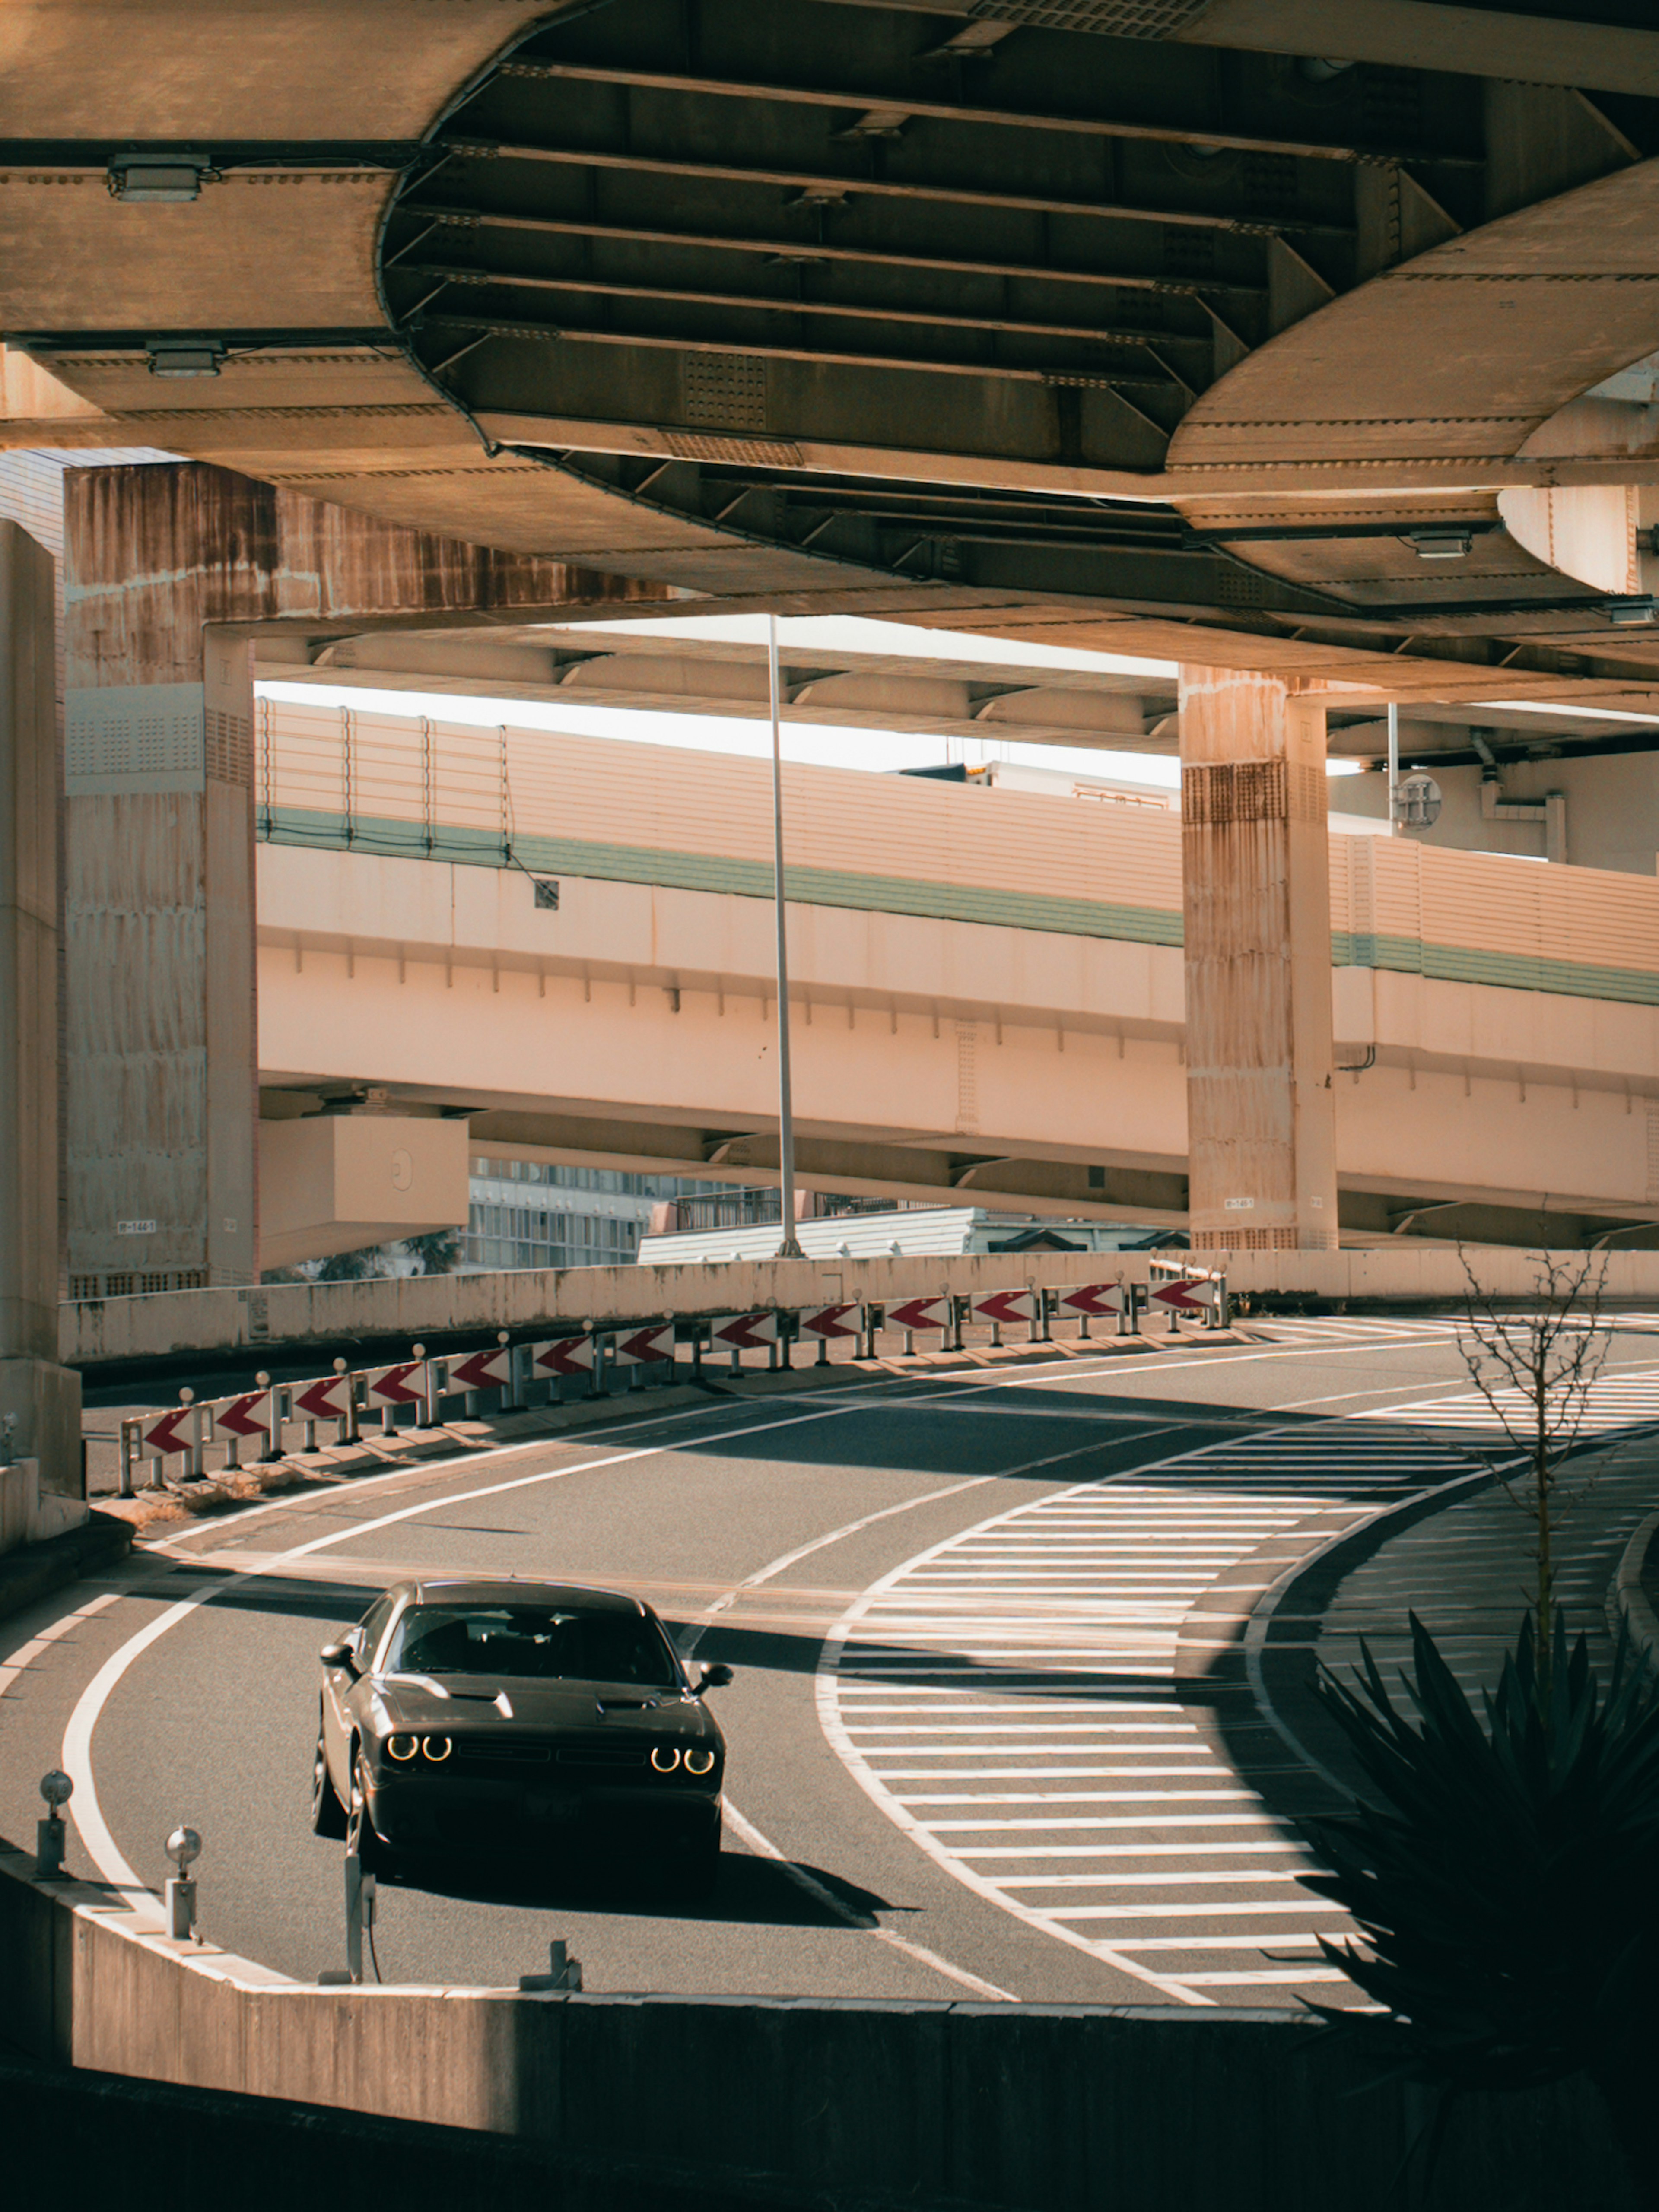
top-left (258, 611), bottom-right (1365, 785)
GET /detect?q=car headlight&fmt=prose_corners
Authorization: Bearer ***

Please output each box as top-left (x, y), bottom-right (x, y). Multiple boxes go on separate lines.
top-left (387, 1733), bottom-right (419, 1762)
top-left (683, 1746), bottom-right (716, 1776)
top-left (422, 1734), bottom-right (452, 1763)
top-left (650, 1745), bottom-right (681, 1772)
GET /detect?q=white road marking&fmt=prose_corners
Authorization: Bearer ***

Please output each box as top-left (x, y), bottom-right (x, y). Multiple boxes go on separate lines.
top-left (817, 1352), bottom-right (1659, 2010)
top-left (51, 1373), bottom-right (1128, 1998)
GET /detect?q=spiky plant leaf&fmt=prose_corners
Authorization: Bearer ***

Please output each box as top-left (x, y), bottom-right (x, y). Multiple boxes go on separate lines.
top-left (1302, 1611), bottom-right (1659, 2098)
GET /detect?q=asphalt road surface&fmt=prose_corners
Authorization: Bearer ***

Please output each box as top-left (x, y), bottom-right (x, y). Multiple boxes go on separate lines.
top-left (8, 1318), bottom-right (1659, 2009)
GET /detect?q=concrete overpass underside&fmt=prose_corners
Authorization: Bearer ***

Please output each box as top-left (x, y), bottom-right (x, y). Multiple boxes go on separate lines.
top-left (8, 2), bottom-right (1659, 1493)
top-left (8, 1), bottom-right (1659, 708)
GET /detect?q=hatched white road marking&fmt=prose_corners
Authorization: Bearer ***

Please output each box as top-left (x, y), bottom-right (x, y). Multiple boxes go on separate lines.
top-left (820, 1358), bottom-right (1659, 2009)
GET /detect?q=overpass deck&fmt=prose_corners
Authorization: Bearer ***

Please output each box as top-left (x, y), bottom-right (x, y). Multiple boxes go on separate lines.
top-left (253, 701), bottom-right (1659, 1243)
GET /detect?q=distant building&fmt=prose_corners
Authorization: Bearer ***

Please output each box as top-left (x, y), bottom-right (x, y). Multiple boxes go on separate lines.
top-left (464, 1157), bottom-right (728, 1273)
top-left (637, 1203), bottom-right (1181, 1267)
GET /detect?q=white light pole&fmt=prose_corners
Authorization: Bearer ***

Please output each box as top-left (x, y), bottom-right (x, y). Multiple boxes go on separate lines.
top-left (768, 615), bottom-right (804, 1259)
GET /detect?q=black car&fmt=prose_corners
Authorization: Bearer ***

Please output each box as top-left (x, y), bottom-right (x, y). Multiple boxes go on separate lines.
top-left (311, 1577), bottom-right (731, 1891)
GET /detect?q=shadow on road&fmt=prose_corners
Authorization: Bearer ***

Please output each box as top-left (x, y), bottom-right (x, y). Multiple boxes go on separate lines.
top-left (382, 1843), bottom-right (899, 1929)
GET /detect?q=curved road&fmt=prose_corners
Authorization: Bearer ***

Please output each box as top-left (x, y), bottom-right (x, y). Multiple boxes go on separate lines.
top-left (7, 1323), bottom-right (1659, 2007)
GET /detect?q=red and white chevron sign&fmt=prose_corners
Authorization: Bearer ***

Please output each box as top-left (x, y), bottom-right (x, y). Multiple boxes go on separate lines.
top-left (141, 1406), bottom-right (196, 1457)
top-left (367, 1361), bottom-right (428, 1407)
top-left (1148, 1278), bottom-right (1210, 1315)
top-left (799, 1303), bottom-right (860, 1340)
top-left (293, 1374), bottom-right (351, 1422)
top-left (613, 1324), bottom-right (675, 1367)
top-left (533, 1335), bottom-right (597, 1377)
top-left (213, 1390), bottom-right (273, 1439)
top-left (448, 1347), bottom-right (512, 1392)
top-left (711, 1311), bottom-right (779, 1351)
top-left (1055, 1284), bottom-right (1126, 1318)
top-left (970, 1289), bottom-right (1035, 1328)
top-left (887, 1296), bottom-right (949, 1333)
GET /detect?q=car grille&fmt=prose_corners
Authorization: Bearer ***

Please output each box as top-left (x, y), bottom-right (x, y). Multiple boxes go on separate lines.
top-left (446, 1736), bottom-right (652, 1773)
top-left (452, 1738), bottom-right (551, 1766)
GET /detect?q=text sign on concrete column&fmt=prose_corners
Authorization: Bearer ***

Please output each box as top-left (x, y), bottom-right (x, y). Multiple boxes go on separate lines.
top-left (293, 1374), bottom-right (351, 1422)
top-left (613, 1325), bottom-right (675, 1367)
top-left (888, 1297), bottom-right (949, 1333)
top-left (711, 1312), bottom-right (780, 1351)
top-left (533, 1336), bottom-right (597, 1377)
top-left (1055, 1285), bottom-right (1126, 1318)
top-left (970, 1290), bottom-right (1036, 1328)
top-left (212, 1391), bottom-right (273, 1439)
top-left (799, 1304), bottom-right (860, 1340)
top-left (448, 1347), bottom-right (512, 1392)
top-left (367, 1361), bottom-right (428, 1407)
top-left (141, 1407), bottom-right (196, 1457)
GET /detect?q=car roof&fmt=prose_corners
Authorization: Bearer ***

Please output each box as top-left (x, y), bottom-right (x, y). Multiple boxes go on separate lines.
top-left (395, 1577), bottom-right (650, 1617)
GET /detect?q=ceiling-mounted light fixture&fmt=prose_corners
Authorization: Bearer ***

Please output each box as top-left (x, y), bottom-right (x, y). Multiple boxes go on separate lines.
top-left (108, 153), bottom-right (219, 202)
top-left (144, 337), bottom-right (226, 378)
top-left (1406, 529), bottom-right (1474, 560)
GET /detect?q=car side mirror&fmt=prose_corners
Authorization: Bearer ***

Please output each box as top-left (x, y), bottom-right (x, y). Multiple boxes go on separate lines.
top-left (319, 1638), bottom-right (356, 1671)
top-left (697, 1663), bottom-right (733, 1693)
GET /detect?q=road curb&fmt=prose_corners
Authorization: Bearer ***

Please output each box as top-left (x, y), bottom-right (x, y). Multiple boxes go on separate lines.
top-left (1606, 1507), bottom-right (1659, 1664)
top-left (0, 1512), bottom-right (133, 1631)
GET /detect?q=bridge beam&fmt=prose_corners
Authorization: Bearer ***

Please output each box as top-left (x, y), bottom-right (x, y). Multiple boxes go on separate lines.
top-left (0, 520), bottom-right (80, 1505)
top-left (1179, 664), bottom-right (1338, 1254)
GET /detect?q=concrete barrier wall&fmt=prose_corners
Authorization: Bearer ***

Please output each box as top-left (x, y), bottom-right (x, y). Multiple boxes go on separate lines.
top-left (0, 1458), bottom-right (88, 1555)
top-left (61, 1243), bottom-right (1659, 1369)
top-left (0, 1844), bottom-right (1633, 2211)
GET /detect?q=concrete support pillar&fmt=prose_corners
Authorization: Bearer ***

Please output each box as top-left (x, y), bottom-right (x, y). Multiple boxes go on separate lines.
top-left (64, 466), bottom-right (259, 1293)
top-left (0, 520), bottom-right (81, 1505)
top-left (1179, 665), bottom-right (1338, 1253)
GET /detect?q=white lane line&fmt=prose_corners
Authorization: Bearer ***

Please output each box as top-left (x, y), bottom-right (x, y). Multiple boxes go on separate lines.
top-left (58, 1399), bottom-right (879, 1909)
top-left (61, 1582), bottom-right (238, 1898)
top-left (56, 1368), bottom-right (1138, 1996)
top-left (720, 1801), bottom-right (1015, 2004)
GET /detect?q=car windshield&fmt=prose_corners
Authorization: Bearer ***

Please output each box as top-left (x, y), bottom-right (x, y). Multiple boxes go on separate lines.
top-left (383, 1603), bottom-right (680, 1688)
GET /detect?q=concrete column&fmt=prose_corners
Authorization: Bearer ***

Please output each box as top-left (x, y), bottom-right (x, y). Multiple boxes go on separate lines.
top-left (0, 520), bottom-right (81, 1504)
top-left (1179, 665), bottom-right (1338, 1253)
top-left (64, 466), bottom-right (260, 1292)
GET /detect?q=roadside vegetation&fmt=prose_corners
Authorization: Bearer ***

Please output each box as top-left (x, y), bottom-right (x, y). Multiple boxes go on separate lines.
top-left (1300, 1251), bottom-right (1659, 2207)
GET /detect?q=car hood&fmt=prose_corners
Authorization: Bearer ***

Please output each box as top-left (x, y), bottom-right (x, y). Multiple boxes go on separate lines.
top-left (367, 1672), bottom-right (719, 1739)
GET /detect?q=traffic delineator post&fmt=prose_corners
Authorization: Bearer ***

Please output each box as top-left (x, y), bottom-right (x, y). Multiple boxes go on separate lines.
top-left (887, 1295), bottom-right (948, 1355)
top-left (1055, 1282), bottom-right (1128, 1340)
top-left (800, 1302), bottom-right (860, 1365)
top-left (212, 1387), bottom-right (273, 1470)
top-left (449, 1344), bottom-right (512, 1416)
top-left (140, 1398), bottom-right (196, 1484)
top-left (710, 1311), bottom-right (779, 1372)
top-left (969, 1288), bottom-right (1036, 1348)
top-left (366, 1360), bottom-right (429, 1433)
top-left (293, 1370), bottom-right (352, 1451)
top-left (613, 1324), bottom-right (674, 1368)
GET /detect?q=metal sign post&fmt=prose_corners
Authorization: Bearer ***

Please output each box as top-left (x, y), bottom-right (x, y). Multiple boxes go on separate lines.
top-left (768, 616), bottom-right (805, 1260)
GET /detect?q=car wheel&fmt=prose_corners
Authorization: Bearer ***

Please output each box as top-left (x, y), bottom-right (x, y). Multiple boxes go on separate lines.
top-left (310, 1720), bottom-right (347, 1839)
top-left (346, 1745), bottom-right (392, 1875)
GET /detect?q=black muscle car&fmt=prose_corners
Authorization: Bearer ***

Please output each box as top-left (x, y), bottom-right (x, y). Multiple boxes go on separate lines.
top-left (311, 1576), bottom-right (731, 1891)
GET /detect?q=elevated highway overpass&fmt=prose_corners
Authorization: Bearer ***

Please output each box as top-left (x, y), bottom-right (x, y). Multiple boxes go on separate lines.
top-left (251, 700), bottom-right (1659, 1261)
top-left (10, 0), bottom-right (1659, 1498)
